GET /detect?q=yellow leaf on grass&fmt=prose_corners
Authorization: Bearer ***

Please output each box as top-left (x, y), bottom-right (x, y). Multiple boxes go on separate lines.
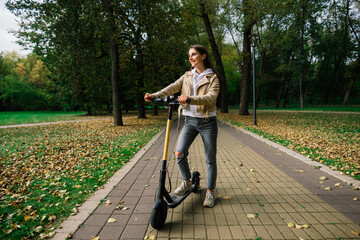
top-left (74, 185), bottom-right (82, 188)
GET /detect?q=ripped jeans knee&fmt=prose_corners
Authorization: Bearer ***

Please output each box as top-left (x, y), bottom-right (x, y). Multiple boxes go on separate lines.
top-left (175, 151), bottom-right (191, 181)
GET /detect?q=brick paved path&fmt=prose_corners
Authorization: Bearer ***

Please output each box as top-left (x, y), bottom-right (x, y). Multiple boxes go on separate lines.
top-left (56, 119), bottom-right (360, 240)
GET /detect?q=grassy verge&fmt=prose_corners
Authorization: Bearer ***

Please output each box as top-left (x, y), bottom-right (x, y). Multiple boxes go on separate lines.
top-left (0, 114), bottom-right (166, 239)
top-left (229, 104), bottom-right (360, 112)
top-left (0, 111), bottom-right (92, 126)
top-left (217, 111), bottom-right (360, 181)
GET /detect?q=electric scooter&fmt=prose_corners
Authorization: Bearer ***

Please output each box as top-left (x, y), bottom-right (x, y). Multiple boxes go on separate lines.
top-left (149, 96), bottom-right (200, 230)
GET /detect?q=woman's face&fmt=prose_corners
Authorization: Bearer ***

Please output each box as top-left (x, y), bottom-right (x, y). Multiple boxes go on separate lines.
top-left (189, 48), bottom-right (206, 69)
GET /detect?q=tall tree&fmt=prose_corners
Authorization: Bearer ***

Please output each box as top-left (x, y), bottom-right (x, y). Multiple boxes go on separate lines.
top-left (198, 0), bottom-right (228, 113)
top-left (104, 0), bottom-right (123, 125)
top-left (238, 0), bottom-right (255, 115)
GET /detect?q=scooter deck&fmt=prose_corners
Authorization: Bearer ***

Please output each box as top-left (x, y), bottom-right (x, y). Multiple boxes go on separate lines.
top-left (166, 184), bottom-right (198, 208)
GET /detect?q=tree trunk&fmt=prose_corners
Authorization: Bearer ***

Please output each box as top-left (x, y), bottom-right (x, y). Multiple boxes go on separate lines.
top-left (343, 55), bottom-right (360, 104)
top-left (152, 103), bottom-right (158, 116)
top-left (275, 81), bottom-right (283, 108)
top-left (283, 86), bottom-right (289, 108)
top-left (107, 0), bottom-right (123, 126)
top-left (239, 1), bottom-right (253, 115)
top-left (324, 54), bottom-right (344, 104)
top-left (199, 1), bottom-right (228, 113)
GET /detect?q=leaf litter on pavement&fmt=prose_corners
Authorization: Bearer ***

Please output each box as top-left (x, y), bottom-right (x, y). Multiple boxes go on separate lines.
top-left (0, 114), bottom-right (166, 239)
top-left (218, 112), bottom-right (360, 180)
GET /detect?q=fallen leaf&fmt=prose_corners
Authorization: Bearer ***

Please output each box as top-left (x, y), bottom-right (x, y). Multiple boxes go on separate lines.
top-left (354, 197), bottom-right (358, 201)
top-left (223, 196), bottom-right (232, 200)
top-left (74, 185), bottom-right (82, 188)
top-left (247, 214), bottom-right (257, 219)
top-left (352, 230), bottom-right (359, 236)
top-left (35, 226), bottom-right (43, 233)
top-left (107, 218), bottom-right (117, 223)
top-left (334, 183), bottom-right (341, 187)
top-left (295, 224), bottom-right (303, 229)
top-left (48, 215), bottom-right (56, 222)
top-left (296, 169), bottom-right (304, 173)
top-left (149, 235), bottom-right (155, 240)
top-left (302, 224), bottom-right (310, 229)
top-left (247, 188), bottom-right (251, 191)
top-left (287, 222), bottom-right (295, 228)
top-left (105, 200), bottom-right (112, 206)
top-left (92, 237), bottom-right (100, 240)
top-left (324, 187), bottom-right (331, 191)
top-left (319, 176), bottom-right (327, 181)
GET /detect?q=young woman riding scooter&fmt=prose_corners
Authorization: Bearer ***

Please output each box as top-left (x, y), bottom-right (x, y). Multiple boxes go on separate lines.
top-left (144, 45), bottom-right (220, 208)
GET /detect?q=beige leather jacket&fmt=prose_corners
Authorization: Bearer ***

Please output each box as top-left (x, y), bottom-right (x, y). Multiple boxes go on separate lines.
top-left (152, 71), bottom-right (220, 118)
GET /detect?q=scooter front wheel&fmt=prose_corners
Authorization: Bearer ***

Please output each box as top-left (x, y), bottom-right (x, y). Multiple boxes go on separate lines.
top-left (191, 171), bottom-right (200, 193)
top-left (150, 201), bottom-right (168, 229)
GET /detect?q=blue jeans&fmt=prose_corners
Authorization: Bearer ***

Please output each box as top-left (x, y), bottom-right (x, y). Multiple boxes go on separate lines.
top-left (176, 116), bottom-right (218, 190)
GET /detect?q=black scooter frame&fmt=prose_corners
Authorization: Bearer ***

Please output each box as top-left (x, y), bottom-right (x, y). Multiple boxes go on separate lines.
top-left (149, 97), bottom-right (200, 230)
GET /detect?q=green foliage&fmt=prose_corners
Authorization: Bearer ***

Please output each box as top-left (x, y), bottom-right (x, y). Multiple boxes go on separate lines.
top-left (4, 0), bottom-right (360, 114)
top-left (0, 52), bottom-right (59, 111)
top-left (0, 75), bottom-right (48, 110)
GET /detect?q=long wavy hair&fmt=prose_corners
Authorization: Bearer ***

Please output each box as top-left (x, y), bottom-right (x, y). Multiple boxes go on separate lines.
top-left (189, 45), bottom-right (219, 76)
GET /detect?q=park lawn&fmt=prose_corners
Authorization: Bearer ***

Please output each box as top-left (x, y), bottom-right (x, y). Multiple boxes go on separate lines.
top-left (0, 114), bottom-right (166, 239)
top-left (0, 111), bottom-right (92, 126)
top-left (218, 111), bottom-right (360, 181)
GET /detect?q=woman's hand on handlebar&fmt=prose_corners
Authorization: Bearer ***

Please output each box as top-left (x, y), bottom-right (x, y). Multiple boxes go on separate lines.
top-left (178, 95), bottom-right (189, 104)
top-left (144, 93), bottom-right (155, 102)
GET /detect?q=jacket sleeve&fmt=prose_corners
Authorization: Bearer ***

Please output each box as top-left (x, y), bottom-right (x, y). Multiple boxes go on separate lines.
top-left (189, 75), bottom-right (220, 105)
top-left (151, 73), bottom-right (185, 98)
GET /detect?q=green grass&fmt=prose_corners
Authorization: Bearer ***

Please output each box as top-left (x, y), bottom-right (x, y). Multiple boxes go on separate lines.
top-left (0, 111), bottom-right (89, 126)
top-left (229, 104), bottom-right (360, 112)
top-left (218, 111), bottom-right (360, 181)
top-left (0, 115), bottom-right (165, 239)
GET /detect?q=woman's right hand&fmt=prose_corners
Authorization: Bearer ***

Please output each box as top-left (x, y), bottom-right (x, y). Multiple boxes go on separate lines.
top-left (144, 93), bottom-right (155, 102)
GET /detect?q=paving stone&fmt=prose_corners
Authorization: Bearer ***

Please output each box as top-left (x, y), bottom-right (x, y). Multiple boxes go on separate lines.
top-left (59, 120), bottom-right (360, 240)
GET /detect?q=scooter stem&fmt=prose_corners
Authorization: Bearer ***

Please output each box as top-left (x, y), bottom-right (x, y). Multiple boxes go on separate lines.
top-left (162, 103), bottom-right (174, 161)
top-left (162, 119), bottom-right (171, 161)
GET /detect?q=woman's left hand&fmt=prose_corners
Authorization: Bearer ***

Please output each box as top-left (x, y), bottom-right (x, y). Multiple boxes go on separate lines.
top-left (178, 95), bottom-right (189, 104)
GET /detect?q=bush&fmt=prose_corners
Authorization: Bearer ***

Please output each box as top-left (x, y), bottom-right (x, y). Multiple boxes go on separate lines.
top-left (0, 75), bottom-right (50, 110)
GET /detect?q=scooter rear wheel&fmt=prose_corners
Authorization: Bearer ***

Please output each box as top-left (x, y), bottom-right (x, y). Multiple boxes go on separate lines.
top-left (150, 201), bottom-right (168, 229)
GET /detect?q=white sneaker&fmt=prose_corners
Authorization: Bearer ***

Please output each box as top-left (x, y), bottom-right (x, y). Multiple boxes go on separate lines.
top-left (174, 181), bottom-right (192, 195)
top-left (203, 191), bottom-right (215, 208)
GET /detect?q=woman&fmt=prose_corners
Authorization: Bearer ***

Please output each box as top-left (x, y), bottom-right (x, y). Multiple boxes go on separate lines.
top-left (144, 45), bottom-right (220, 208)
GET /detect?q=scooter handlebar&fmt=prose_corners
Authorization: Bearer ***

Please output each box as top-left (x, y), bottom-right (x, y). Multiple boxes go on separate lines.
top-left (152, 95), bottom-right (189, 105)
